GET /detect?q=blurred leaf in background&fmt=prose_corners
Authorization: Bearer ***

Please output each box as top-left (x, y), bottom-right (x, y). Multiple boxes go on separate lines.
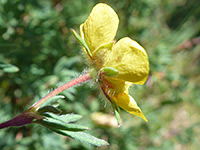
top-left (0, 0), bottom-right (200, 149)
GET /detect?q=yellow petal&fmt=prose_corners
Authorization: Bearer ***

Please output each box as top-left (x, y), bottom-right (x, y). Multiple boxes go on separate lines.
top-left (111, 92), bottom-right (148, 122)
top-left (81, 3), bottom-right (119, 52)
top-left (104, 37), bottom-right (149, 84)
top-left (91, 42), bottom-right (114, 69)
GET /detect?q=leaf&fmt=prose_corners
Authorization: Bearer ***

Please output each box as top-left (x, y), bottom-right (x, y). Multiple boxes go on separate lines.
top-left (0, 63), bottom-right (19, 73)
top-left (40, 95), bottom-right (65, 108)
top-left (42, 113), bottom-right (82, 123)
top-left (112, 103), bottom-right (121, 127)
top-left (37, 117), bottom-right (88, 131)
top-left (52, 129), bottom-right (109, 146)
top-left (37, 106), bottom-right (61, 114)
top-left (71, 28), bottom-right (92, 58)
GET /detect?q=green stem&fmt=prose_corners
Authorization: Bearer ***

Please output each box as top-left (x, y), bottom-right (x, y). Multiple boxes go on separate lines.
top-left (27, 73), bottom-right (91, 112)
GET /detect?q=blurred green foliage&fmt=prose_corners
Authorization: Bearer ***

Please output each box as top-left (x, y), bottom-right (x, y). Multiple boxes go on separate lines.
top-left (0, 0), bottom-right (200, 149)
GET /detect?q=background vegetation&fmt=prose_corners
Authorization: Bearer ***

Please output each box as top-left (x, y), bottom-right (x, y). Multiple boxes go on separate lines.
top-left (0, 0), bottom-right (200, 149)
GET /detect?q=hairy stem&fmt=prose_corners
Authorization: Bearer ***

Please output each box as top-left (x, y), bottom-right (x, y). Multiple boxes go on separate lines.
top-left (27, 73), bottom-right (91, 112)
top-left (0, 73), bottom-right (91, 129)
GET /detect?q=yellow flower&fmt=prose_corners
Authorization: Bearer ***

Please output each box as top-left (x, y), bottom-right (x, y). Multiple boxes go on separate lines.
top-left (80, 3), bottom-right (149, 122)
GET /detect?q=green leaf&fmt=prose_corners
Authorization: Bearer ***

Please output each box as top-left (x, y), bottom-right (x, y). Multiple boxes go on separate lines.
top-left (112, 103), bottom-right (121, 127)
top-left (0, 63), bottom-right (19, 73)
top-left (40, 95), bottom-right (65, 108)
top-left (37, 106), bottom-right (61, 114)
top-left (52, 130), bottom-right (109, 146)
top-left (42, 113), bottom-right (82, 123)
top-left (71, 28), bottom-right (92, 58)
top-left (37, 117), bottom-right (89, 131)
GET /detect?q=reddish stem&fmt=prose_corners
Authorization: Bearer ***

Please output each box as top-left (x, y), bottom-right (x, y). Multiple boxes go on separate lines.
top-left (0, 73), bottom-right (91, 129)
top-left (0, 113), bottom-right (34, 129)
top-left (27, 73), bottom-right (91, 112)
